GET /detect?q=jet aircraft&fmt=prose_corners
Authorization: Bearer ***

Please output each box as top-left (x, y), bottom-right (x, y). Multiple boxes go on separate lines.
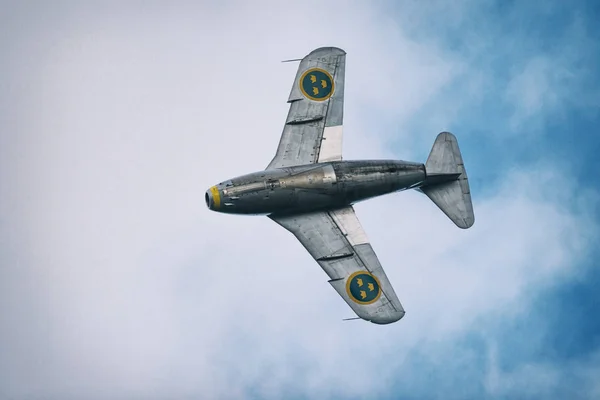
top-left (206, 47), bottom-right (474, 324)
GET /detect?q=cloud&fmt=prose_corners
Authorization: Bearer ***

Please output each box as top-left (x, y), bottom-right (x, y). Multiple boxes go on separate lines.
top-left (504, 16), bottom-right (599, 131)
top-left (1, 1), bottom-right (598, 399)
top-left (505, 57), bottom-right (566, 126)
top-left (484, 344), bottom-right (600, 399)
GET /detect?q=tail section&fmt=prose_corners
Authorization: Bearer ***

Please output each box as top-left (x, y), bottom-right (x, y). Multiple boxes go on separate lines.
top-left (420, 132), bottom-right (474, 229)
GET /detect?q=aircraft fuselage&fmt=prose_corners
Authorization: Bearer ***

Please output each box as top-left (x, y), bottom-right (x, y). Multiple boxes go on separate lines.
top-left (206, 160), bottom-right (426, 215)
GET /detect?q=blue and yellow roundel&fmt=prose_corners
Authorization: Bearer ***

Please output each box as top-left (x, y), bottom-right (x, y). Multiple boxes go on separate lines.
top-left (299, 68), bottom-right (334, 101)
top-left (346, 271), bottom-right (381, 305)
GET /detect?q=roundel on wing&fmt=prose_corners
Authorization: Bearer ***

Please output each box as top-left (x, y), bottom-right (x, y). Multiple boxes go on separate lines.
top-left (299, 68), bottom-right (334, 101)
top-left (346, 271), bottom-right (381, 305)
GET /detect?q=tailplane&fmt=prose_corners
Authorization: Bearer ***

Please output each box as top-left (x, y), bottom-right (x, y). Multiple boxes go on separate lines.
top-left (420, 132), bottom-right (474, 229)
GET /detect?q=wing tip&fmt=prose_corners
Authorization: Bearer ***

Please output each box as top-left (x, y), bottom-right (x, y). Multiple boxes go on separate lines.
top-left (307, 47), bottom-right (346, 57)
top-left (368, 310), bottom-right (406, 325)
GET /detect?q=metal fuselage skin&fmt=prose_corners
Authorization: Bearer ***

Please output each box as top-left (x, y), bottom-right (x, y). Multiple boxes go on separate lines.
top-left (206, 160), bottom-right (426, 215)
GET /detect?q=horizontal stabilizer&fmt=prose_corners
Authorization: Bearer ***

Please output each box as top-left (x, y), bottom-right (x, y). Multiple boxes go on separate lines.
top-left (421, 132), bottom-right (474, 229)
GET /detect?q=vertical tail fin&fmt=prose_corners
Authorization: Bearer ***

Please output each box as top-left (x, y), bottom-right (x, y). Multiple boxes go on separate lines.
top-left (420, 132), bottom-right (475, 229)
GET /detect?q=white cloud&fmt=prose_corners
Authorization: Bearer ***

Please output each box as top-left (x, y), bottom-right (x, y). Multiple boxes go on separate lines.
top-left (0, 1), bottom-right (597, 399)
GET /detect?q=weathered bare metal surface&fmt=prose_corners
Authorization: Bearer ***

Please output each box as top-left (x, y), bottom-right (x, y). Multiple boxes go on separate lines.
top-left (318, 126), bottom-right (343, 163)
top-left (269, 208), bottom-right (405, 324)
top-left (266, 47), bottom-right (346, 169)
top-left (206, 160), bottom-right (425, 215)
top-left (421, 132), bottom-right (475, 229)
top-left (329, 207), bottom-right (368, 246)
top-left (205, 47), bottom-right (475, 324)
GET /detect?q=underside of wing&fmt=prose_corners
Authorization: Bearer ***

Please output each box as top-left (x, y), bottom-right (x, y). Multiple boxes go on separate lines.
top-left (269, 207), bottom-right (405, 324)
top-left (266, 47), bottom-right (346, 170)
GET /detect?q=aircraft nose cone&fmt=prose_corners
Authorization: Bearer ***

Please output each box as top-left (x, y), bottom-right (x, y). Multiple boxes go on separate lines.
top-left (205, 186), bottom-right (221, 211)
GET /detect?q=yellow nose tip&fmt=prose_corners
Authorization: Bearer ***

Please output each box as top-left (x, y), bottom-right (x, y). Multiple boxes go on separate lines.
top-left (209, 186), bottom-right (221, 209)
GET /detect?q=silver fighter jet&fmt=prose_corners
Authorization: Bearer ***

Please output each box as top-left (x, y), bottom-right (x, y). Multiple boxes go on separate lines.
top-left (206, 47), bottom-right (474, 324)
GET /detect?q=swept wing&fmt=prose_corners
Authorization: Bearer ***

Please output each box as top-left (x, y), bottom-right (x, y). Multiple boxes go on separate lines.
top-left (266, 47), bottom-right (346, 169)
top-left (267, 47), bottom-right (404, 323)
top-left (270, 207), bottom-right (405, 324)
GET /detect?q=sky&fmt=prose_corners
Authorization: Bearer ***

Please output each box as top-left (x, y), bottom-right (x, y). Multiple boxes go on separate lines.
top-left (1, 1), bottom-right (599, 399)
